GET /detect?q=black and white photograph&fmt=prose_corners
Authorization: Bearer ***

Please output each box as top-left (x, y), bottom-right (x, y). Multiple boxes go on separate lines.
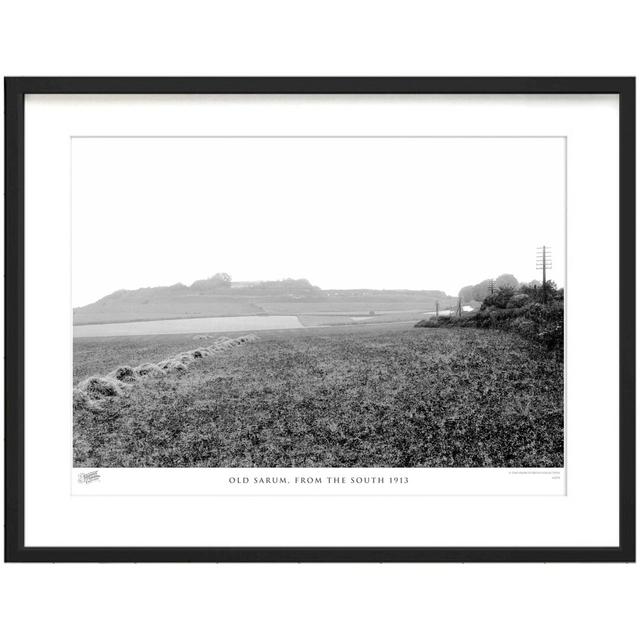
top-left (2, 2), bottom-right (638, 637)
top-left (72, 135), bottom-right (565, 470)
top-left (6, 77), bottom-right (632, 566)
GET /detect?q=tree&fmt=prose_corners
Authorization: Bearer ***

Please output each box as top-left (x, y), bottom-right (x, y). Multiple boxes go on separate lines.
top-left (520, 280), bottom-right (562, 304)
top-left (461, 274), bottom-right (522, 303)
top-left (495, 273), bottom-right (518, 290)
top-left (190, 272), bottom-right (232, 290)
top-left (212, 272), bottom-right (232, 286)
top-left (472, 279), bottom-right (493, 302)
top-left (458, 285), bottom-right (475, 303)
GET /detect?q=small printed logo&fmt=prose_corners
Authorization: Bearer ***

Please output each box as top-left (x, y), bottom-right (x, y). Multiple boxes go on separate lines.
top-left (78, 470), bottom-right (101, 484)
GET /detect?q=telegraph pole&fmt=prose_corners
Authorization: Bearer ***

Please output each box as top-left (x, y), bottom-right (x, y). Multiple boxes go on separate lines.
top-left (456, 297), bottom-right (462, 318)
top-left (536, 245), bottom-right (552, 303)
top-left (435, 300), bottom-right (439, 318)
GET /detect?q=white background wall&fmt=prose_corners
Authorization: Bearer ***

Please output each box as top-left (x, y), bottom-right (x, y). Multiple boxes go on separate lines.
top-left (1, 1), bottom-right (638, 638)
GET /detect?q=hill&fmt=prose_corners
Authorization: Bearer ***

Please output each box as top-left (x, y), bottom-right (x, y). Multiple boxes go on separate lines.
top-left (73, 276), bottom-right (455, 325)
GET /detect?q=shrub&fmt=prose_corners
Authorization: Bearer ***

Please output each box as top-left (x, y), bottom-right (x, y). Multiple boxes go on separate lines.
top-left (415, 314), bottom-right (478, 328)
top-left (518, 301), bottom-right (564, 351)
top-left (416, 291), bottom-right (564, 352)
top-left (481, 288), bottom-right (518, 310)
top-left (510, 316), bottom-right (537, 339)
top-left (506, 293), bottom-right (530, 309)
top-left (415, 316), bottom-right (445, 328)
top-left (519, 281), bottom-right (564, 305)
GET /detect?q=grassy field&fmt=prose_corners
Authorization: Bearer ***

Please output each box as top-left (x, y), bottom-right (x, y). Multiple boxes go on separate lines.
top-left (296, 311), bottom-right (425, 327)
top-left (73, 298), bottom-right (263, 325)
top-left (258, 301), bottom-right (444, 315)
top-left (74, 291), bottom-right (455, 325)
top-left (74, 324), bottom-right (563, 468)
top-left (73, 300), bottom-right (438, 326)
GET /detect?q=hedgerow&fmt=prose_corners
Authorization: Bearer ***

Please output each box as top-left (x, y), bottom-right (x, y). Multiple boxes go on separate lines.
top-left (416, 284), bottom-right (564, 352)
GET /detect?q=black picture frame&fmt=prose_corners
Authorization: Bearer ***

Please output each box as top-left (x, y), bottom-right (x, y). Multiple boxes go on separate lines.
top-left (4, 77), bottom-right (635, 563)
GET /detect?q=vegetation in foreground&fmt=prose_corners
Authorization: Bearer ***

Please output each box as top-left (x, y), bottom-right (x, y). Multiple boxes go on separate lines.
top-left (74, 325), bottom-right (563, 468)
top-left (416, 282), bottom-right (564, 352)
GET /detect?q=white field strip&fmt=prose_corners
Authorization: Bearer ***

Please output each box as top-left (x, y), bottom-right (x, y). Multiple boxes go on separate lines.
top-left (74, 315), bottom-right (304, 337)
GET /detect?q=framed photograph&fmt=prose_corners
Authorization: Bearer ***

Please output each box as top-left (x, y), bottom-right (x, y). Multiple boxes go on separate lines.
top-left (5, 77), bottom-right (635, 562)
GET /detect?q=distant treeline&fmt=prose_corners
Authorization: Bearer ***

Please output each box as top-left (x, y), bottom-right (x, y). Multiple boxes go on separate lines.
top-left (193, 274), bottom-right (320, 292)
top-left (98, 274), bottom-right (322, 303)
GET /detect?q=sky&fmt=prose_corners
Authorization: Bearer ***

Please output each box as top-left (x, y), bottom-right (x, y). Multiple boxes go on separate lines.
top-left (72, 136), bottom-right (565, 307)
